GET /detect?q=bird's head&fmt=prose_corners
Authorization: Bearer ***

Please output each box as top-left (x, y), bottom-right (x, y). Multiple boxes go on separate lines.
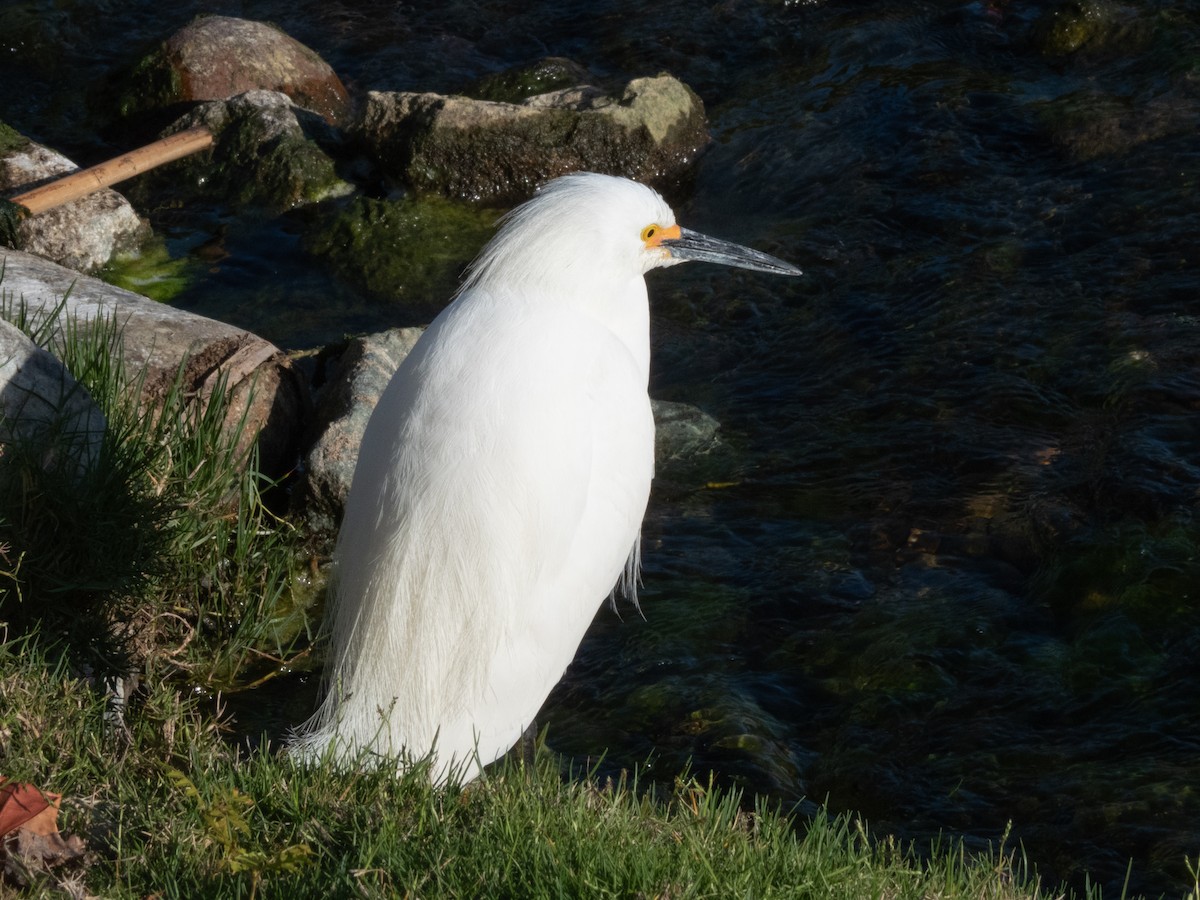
top-left (459, 173), bottom-right (800, 302)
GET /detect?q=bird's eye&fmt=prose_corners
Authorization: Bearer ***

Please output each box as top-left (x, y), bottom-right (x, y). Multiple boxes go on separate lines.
top-left (641, 225), bottom-right (659, 242)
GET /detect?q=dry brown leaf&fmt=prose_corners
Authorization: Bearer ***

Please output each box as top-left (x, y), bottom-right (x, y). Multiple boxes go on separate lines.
top-left (0, 777), bottom-right (87, 881)
top-left (0, 779), bottom-right (52, 837)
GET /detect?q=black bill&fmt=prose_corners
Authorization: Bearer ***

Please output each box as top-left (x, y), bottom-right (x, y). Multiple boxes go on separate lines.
top-left (663, 227), bottom-right (802, 276)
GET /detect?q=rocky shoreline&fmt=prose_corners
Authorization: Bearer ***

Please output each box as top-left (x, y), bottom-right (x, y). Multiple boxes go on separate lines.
top-left (0, 14), bottom-right (722, 532)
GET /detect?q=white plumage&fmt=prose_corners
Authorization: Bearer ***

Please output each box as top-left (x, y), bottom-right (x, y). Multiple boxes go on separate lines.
top-left (290, 172), bottom-right (800, 782)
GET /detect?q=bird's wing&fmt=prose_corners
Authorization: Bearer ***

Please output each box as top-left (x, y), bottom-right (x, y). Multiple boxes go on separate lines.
top-left (478, 309), bottom-right (655, 747)
top-left (315, 288), bottom-right (653, 774)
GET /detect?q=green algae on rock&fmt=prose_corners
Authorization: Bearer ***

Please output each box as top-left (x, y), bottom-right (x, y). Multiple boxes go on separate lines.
top-left (101, 238), bottom-right (197, 304)
top-left (0, 120), bottom-right (30, 156)
top-left (469, 57), bottom-right (594, 105)
top-left (133, 91), bottom-right (352, 212)
top-left (303, 195), bottom-right (497, 310)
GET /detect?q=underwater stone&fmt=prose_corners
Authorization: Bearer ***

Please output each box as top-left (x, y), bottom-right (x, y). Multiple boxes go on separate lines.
top-left (1038, 90), bottom-right (1200, 162)
top-left (651, 400), bottom-right (721, 466)
top-left (303, 195), bottom-right (495, 307)
top-left (1030, 0), bottom-right (1150, 58)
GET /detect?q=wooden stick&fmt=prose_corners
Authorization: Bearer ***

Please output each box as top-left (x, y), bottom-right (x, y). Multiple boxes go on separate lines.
top-left (8, 126), bottom-right (214, 216)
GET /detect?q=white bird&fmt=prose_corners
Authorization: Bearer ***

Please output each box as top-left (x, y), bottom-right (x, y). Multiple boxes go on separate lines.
top-left (290, 172), bottom-right (800, 783)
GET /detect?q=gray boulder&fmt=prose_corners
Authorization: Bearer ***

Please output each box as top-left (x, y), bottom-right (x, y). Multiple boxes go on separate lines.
top-left (0, 317), bottom-right (105, 478)
top-left (294, 327), bottom-right (425, 531)
top-left (0, 138), bottom-right (150, 273)
top-left (0, 249), bottom-right (307, 478)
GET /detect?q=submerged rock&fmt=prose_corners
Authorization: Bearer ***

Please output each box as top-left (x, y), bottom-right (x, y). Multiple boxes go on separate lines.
top-left (652, 400), bottom-right (721, 467)
top-left (0, 131), bottom-right (150, 273)
top-left (121, 15), bottom-right (351, 125)
top-left (1036, 89), bottom-right (1200, 161)
top-left (1030, 1), bottom-right (1151, 58)
top-left (359, 71), bottom-right (708, 204)
top-left (100, 237), bottom-right (197, 304)
top-left (302, 194), bottom-right (496, 308)
top-left (157, 90), bottom-right (352, 210)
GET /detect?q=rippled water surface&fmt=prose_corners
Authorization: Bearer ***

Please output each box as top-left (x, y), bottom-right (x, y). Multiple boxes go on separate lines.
top-left (4, 1), bottom-right (1200, 895)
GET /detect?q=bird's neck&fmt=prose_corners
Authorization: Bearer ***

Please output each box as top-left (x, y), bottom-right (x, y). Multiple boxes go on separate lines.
top-left (549, 274), bottom-right (651, 383)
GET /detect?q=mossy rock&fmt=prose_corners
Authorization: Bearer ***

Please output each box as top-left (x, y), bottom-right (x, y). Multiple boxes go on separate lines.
top-left (132, 92), bottom-right (352, 211)
top-left (303, 195), bottom-right (497, 310)
top-left (0, 134), bottom-right (30, 257)
top-left (1031, 1), bottom-right (1150, 58)
top-left (1034, 519), bottom-right (1200, 625)
top-left (359, 73), bottom-right (708, 205)
top-left (0, 120), bottom-right (30, 156)
top-left (471, 57), bottom-right (594, 104)
top-left (222, 117), bottom-right (347, 209)
top-left (118, 44), bottom-right (186, 120)
top-left (0, 120), bottom-right (31, 232)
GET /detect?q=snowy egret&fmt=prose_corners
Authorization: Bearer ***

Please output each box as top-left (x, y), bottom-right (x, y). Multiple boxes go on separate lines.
top-left (291, 172), bottom-right (800, 782)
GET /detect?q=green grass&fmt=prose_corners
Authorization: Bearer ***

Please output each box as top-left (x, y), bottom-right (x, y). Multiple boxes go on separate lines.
top-left (1, 632), bottom-right (1094, 900)
top-left (0, 300), bottom-right (1163, 898)
top-left (0, 294), bottom-right (313, 687)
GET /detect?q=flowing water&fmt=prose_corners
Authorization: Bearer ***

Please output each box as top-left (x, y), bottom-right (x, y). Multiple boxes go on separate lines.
top-left (4, 1), bottom-right (1200, 895)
